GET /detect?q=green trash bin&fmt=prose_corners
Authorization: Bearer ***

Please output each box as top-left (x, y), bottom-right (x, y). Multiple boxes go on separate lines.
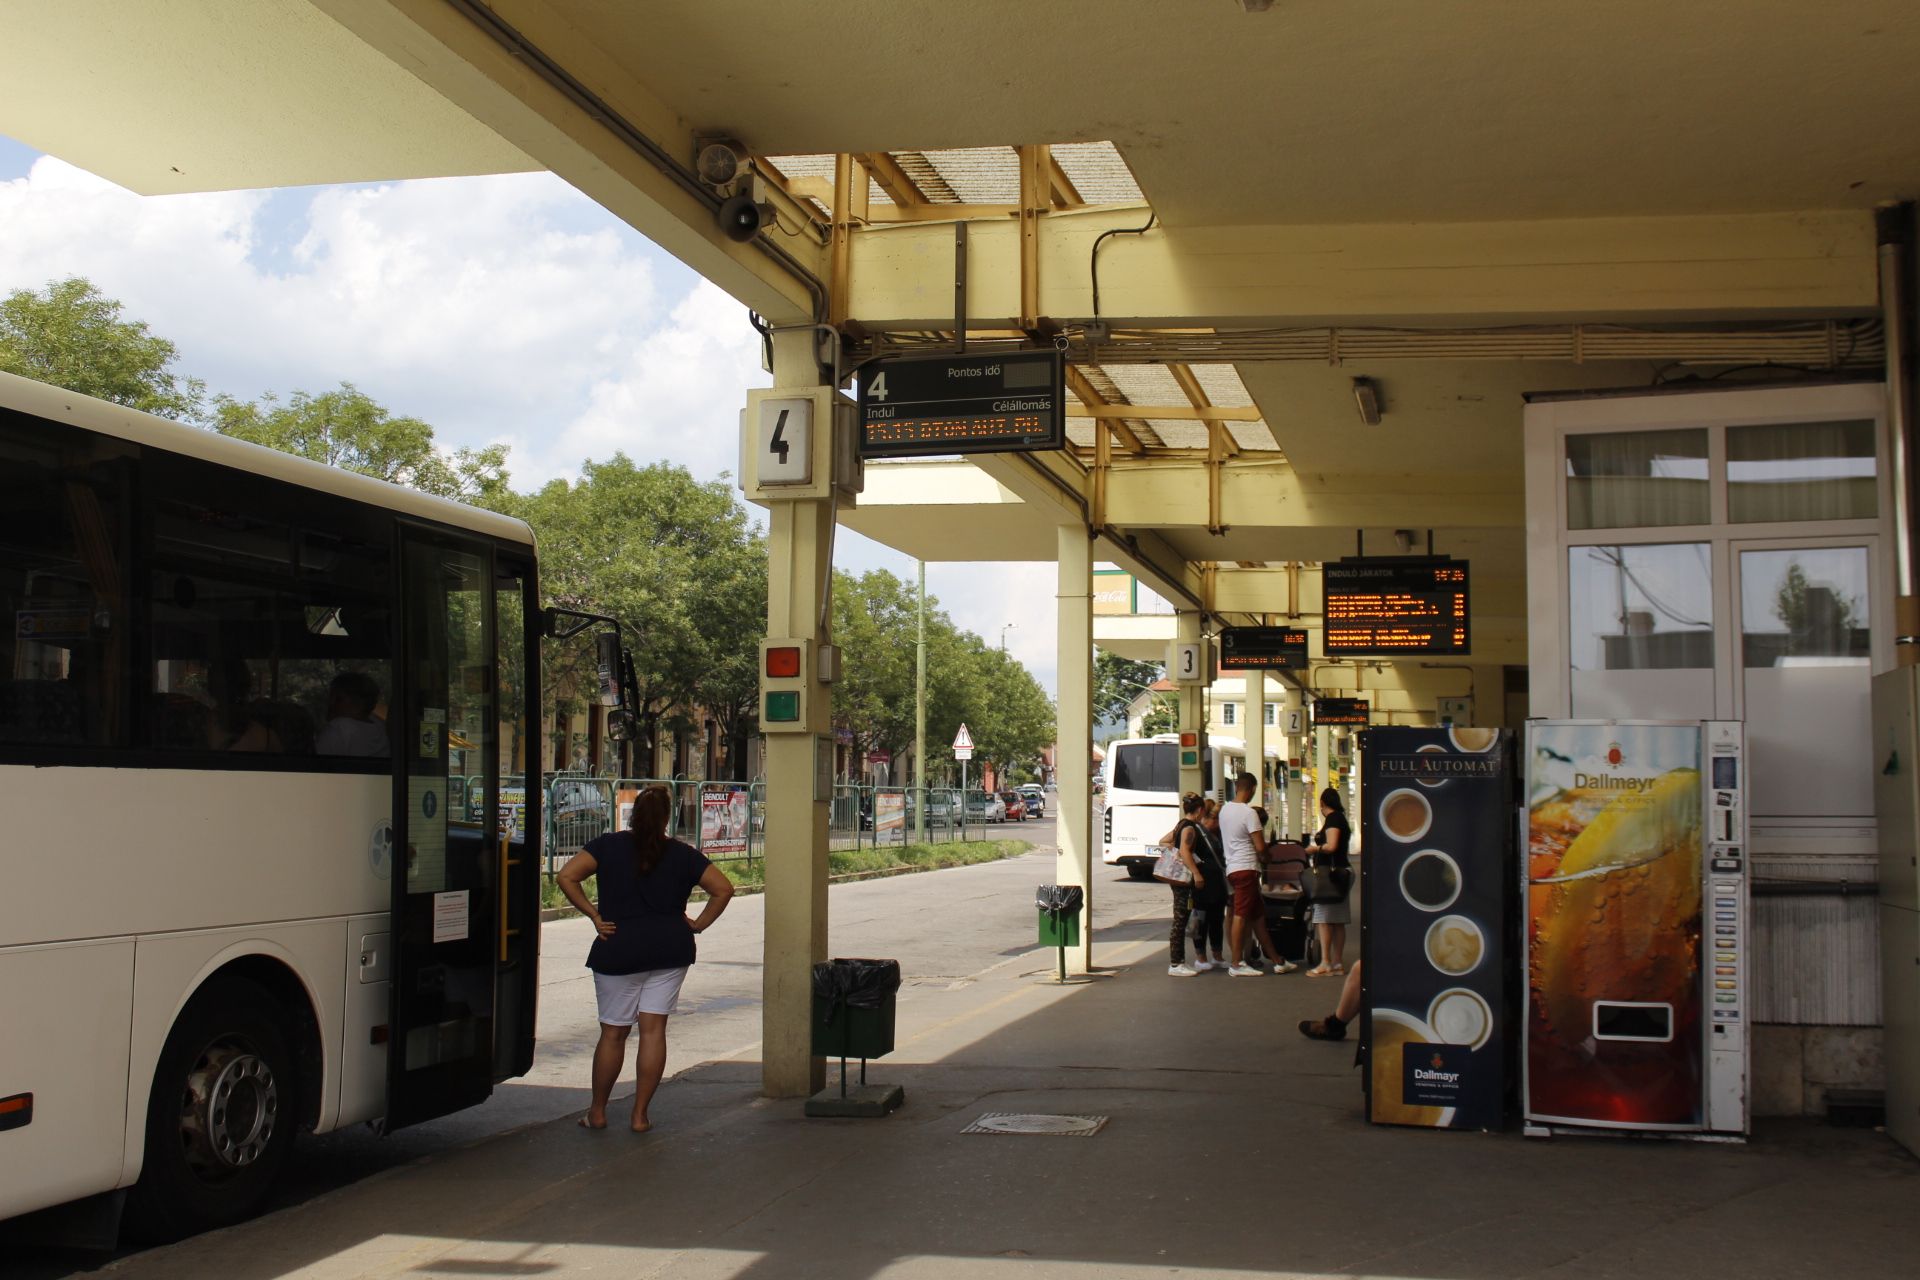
top-left (1037, 908), bottom-right (1081, 947)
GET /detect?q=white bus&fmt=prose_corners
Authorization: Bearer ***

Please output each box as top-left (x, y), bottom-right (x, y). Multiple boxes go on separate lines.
top-left (1100, 735), bottom-right (1214, 879)
top-left (0, 372), bottom-right (546, 1239)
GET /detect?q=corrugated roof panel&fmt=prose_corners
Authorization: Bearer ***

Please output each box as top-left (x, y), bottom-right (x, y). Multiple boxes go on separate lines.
top-left (1103, 364), bottom-right (1185, 406)
top-left (1052, 141), bottom-right (1144, 203)
top-left (1147, 420), bottom-right (1210, 449)
top-left (918, 147), bottom-right (1020, 203)
top-left (1193, 363), bottom-right (1254, 407)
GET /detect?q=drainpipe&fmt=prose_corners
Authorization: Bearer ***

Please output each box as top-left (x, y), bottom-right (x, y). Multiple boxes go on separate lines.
top-left (1878, 202), bottom-right (1920, 661)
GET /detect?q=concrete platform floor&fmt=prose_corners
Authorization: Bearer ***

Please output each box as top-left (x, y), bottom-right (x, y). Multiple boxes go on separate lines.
top-left (86, 917), bottom-right (1916, 1280)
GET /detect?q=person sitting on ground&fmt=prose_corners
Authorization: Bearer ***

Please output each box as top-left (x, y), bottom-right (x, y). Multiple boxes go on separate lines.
top-left (1299, 960), bottom-right (1363, 1040)
top-left (315, 671), bottom-right (390, 756)
top-left (1218, 772), bottom-right (1297, 977)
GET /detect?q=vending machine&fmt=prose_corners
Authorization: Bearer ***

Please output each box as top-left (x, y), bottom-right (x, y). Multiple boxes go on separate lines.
top-left (1361, 726), bottom-right (1518, 1130)
top-left (1522, 720), bottom-right (1749, 1139)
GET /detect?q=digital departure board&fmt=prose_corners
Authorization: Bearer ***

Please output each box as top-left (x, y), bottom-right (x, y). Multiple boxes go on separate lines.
top-left (1323, 557), bottom-right (1470, 657)
top-left (1219, 626), bottom-right (1309, 671)
top-left (858, 351), bottom-right (1065, 458)
top-left (1313, 697), bottom-right (1371, 726)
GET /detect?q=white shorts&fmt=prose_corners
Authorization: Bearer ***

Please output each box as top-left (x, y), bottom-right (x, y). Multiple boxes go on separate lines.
top-left (593, 966), bottom-right (690, 1025)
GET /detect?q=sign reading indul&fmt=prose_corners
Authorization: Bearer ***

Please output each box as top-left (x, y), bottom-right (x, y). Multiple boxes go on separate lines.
top-left (1323, 557), bottom-right (1470, 657)
top-left (859, 351), bottom-right (1065, 458)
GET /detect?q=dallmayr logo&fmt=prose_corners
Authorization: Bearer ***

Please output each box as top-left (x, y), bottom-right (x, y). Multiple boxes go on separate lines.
top-left (1607, 741), bottom-right (1624, 767)
top-left (1573, 741), bottom-right (1659, 792)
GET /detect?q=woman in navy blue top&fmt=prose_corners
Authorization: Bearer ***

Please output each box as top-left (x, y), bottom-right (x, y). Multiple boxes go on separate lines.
top-left (556, 784), bottom-right (735, 1132)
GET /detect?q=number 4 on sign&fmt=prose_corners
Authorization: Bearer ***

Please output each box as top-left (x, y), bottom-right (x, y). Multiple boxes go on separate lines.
top-left (868, 371), bottom-right (889, 401)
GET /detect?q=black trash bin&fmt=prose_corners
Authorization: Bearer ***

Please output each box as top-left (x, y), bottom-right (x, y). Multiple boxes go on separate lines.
top-left (811, 958), bottom-right (902, 1061)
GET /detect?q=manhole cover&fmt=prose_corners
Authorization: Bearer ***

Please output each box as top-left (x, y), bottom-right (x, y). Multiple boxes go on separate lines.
top-left (962, 1112), bottom-right (1109, 1137)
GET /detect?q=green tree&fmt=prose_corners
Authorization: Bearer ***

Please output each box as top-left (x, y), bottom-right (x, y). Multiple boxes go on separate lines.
top-left (954, 639), bottom-right (1055, 784)
top-left (1094, 650), bottom-right (1161, 725)
top-left (516, 455), bottom-right (761, 772)
top-left (695, 527), bottom-right (768, 779)
top-left (211, 384), bottom-right (510, 503)
top-left (0, 276), bottom-right (204, 418)
top-left (831, 569), bottom-right (923, 768)
top-left (1773, 559), bottom-right (1862, 653)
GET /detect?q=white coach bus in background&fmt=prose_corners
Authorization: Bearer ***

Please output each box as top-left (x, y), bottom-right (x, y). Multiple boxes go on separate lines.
top-left (0, 371), bottom-right (556, 1240)
top-left (1100, 735), bottom-right (1215, 880)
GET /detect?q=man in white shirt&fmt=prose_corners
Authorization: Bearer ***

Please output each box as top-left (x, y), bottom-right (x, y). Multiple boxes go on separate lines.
top-left (1218, 772), bottom-right (1295, 976)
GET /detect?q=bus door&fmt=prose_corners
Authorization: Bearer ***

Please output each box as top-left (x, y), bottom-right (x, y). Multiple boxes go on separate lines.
top-left (388, 527), bottom-right (504, 1130)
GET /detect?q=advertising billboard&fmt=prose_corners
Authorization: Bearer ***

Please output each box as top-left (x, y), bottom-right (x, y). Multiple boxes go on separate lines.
top-left (701, 786), bottom-right (750, 858)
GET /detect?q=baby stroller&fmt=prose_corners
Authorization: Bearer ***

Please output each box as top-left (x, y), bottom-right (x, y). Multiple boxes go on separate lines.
top-left (1256, 840), bottom-right (1319, 970)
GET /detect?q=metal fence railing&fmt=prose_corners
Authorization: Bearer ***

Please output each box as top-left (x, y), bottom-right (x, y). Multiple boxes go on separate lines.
top-left (503, 774), bottom-right (1002, 875)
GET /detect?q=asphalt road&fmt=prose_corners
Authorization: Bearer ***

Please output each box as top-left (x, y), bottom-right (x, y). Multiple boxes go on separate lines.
top-left (9, 810), bottom-right (1176, 1277)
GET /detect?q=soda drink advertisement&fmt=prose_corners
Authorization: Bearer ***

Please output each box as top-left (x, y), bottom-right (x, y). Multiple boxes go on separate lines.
top-left (1524, 722), bottom-right (1704, 1129)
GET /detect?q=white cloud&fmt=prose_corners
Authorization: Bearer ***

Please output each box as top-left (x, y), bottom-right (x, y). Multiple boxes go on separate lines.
top-left (0, 155), bottom-right (1063, 695)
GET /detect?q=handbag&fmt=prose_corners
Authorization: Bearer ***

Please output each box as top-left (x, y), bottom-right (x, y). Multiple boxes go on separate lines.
top-left (1302, 862), bottom-right (1353, 904)
top-left (1152, 844), bottom-right (1193, 886)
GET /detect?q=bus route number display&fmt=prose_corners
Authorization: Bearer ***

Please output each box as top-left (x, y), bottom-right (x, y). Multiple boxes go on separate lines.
top-left (1323, 557), bottom-right (1470, 656)
top-left (858, 350), bottom-right (1065, 458)
top-left (1313, 697), bottom-right (1371, 726)
top-left (1219, 626), bottom-right (1309, 670)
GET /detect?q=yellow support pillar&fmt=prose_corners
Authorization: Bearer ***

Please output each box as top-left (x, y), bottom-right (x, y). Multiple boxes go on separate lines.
top-left (1244, 668), bottom-right (1266, 807)
top-left (760, 331), bottom-right (832, 1099)
top-left (1056, 523), bottom-right (1095, 973)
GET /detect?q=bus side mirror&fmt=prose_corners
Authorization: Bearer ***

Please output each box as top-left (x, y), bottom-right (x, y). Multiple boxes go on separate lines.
top-left (608, 710), bottom-right (637, 743)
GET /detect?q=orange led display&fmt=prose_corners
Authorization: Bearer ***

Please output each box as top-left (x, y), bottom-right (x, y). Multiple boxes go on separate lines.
top-left (1323, 557), bottom-right (1471, 657)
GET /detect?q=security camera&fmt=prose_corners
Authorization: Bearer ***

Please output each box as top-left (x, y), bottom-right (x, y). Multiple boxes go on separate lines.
top-left (696, 138), bottom-right (750, 190)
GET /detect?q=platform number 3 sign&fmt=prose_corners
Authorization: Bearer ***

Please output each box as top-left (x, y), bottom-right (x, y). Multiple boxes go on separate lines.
top-left (1174, 641), bottom-right (1203, 683)
top-left (757, 396), bottom-right (812, 486)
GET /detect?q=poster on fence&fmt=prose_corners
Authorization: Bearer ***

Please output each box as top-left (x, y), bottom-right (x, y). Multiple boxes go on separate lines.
top-left (701, 786), bottom-right (749, 857)
top-left (876, 791), bottom-right (906, 842)
top-left (615, 788), bottom-right (640, 832)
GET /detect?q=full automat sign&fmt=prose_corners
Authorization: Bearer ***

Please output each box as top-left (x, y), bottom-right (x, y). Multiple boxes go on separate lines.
top-left (858, 351), bottom-right (1065, 458)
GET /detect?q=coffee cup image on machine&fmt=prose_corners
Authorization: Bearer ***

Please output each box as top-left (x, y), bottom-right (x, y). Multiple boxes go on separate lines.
top-left (1527, 762), bottom-right (1703, 1125)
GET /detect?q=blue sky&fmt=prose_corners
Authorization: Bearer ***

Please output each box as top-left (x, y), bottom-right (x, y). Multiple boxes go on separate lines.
top-left (0, 138), bottom-right (1063, 691)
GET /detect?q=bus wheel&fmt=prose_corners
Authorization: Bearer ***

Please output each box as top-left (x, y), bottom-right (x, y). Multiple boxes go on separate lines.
top-left (123, 977), bottom-right (298, 1242)
top-left (1126, 863), bottom-right (1155, 881)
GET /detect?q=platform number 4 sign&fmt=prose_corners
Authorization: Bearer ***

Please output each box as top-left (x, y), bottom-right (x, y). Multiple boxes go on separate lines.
top-left (757, 396), bottom-right (812, 486)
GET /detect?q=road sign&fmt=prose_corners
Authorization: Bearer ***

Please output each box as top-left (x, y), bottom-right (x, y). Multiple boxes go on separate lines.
top-left (1323, 556), bottom-right (1470, 656)
top-left (1219, 626), bottom-right (1309, 670)
top-left (1312, 697), bottom-right (1371, 727)
top-left (953, 748), bottom-right (973, 761)
top-left (858, 350), bottom-right (1065, 458)
top-left (953, 723), bottom-right (974, 751)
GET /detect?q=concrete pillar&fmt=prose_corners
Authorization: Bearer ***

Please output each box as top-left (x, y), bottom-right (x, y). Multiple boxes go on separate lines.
top-left (1175, 610), bottom-right (1209, 798)
top-left (1055, 524), bottom-right (1095, 973)
top-left (1244, 669), bottom-right (1266, 807)
top-left (760, 332), bottom-right (831, 1099)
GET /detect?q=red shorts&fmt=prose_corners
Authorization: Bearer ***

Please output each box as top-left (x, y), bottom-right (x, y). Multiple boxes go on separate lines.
top-left (1229, 870), bottom-right (1261, 918)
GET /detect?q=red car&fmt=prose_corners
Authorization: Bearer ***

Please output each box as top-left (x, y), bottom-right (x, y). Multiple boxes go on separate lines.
top-left (997, 789), bottom-right (1026, 821)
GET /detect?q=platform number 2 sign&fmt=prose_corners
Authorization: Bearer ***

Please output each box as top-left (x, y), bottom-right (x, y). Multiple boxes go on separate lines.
top-left (757, 396), bottom-right (812, 486)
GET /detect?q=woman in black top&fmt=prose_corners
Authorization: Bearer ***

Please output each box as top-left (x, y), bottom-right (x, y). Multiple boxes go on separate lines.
top-left (556, 785), bottom-right (735, 1132)
top-left (1306, 786), bottom-right (1353, 977)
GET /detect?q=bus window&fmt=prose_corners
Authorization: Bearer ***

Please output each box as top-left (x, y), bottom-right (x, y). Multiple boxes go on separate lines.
top-left (0, 415), bottom-right (131, 748)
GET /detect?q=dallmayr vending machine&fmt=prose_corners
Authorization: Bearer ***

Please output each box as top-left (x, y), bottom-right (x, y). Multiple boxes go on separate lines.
top-left (1522, 720), bottom-right (1750, 1139)
top-left (1361, 726), bottom-right (1518, 1130)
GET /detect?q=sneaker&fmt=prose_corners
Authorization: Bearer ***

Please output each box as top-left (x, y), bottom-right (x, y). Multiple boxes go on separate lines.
top-left (1190, 958), bottom-right (1213, 972)
top-left (1227, 963), bottom-right (1262, 977)
top-left (1168, 963), bottom-right (1198, 977)
top-left (1273, 960), bottom-right (1299, 974)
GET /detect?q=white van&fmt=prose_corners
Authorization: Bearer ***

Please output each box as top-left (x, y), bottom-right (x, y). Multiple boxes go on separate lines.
top-left (1100, 735), bottom-right (1214, 880)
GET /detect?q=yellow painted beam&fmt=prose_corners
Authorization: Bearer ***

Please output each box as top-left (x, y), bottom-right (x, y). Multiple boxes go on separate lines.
top-left (1106, 457), bottom-right (1526, 530)
top-left (857, 151), bottom-right (927, 206)
top-left (848, 205), bottom-right (1877, 327)
top-left (1067, 403), bottom-right (1264, 422)
top-left (1064, 364), bottom-right (1145, 455)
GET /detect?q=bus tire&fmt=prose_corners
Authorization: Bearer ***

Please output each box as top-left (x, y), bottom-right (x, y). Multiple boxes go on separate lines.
top-left (123, 976), bottom-right (298, 1243)
top-left (1126, 863), bottom-right (1155, 881)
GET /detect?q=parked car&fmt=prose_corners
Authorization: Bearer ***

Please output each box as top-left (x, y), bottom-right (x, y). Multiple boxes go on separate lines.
top-left (998, 789), bottom-right (1026, 821)
top-left (964, 790), bottom-right (1007, 823)
top-left (1019, 784), bottom-right (1045, 819)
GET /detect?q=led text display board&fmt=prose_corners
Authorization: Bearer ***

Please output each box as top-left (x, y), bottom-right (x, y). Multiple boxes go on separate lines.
top-left (858, 351), bottom-right (1065, 458)
top-left (1323, 556), bottom-right (1470, 656)
top-left (1219, 626), bottom-right (1309, 670)
top-left (1313, 697), bottom-right (1371, 726)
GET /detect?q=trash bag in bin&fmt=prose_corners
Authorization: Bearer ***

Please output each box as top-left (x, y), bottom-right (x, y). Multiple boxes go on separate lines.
top-left (1035, 884), bottom-right (1084, 914)
top-left (812, 957), bottom-right (902, 1021)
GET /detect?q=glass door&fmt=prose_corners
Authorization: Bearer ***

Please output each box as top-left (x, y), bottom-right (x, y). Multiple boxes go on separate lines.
top-left (388, 527), bottom-right (499, 1130)
top-left (1732, 540), bottom-right (1874, 820)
